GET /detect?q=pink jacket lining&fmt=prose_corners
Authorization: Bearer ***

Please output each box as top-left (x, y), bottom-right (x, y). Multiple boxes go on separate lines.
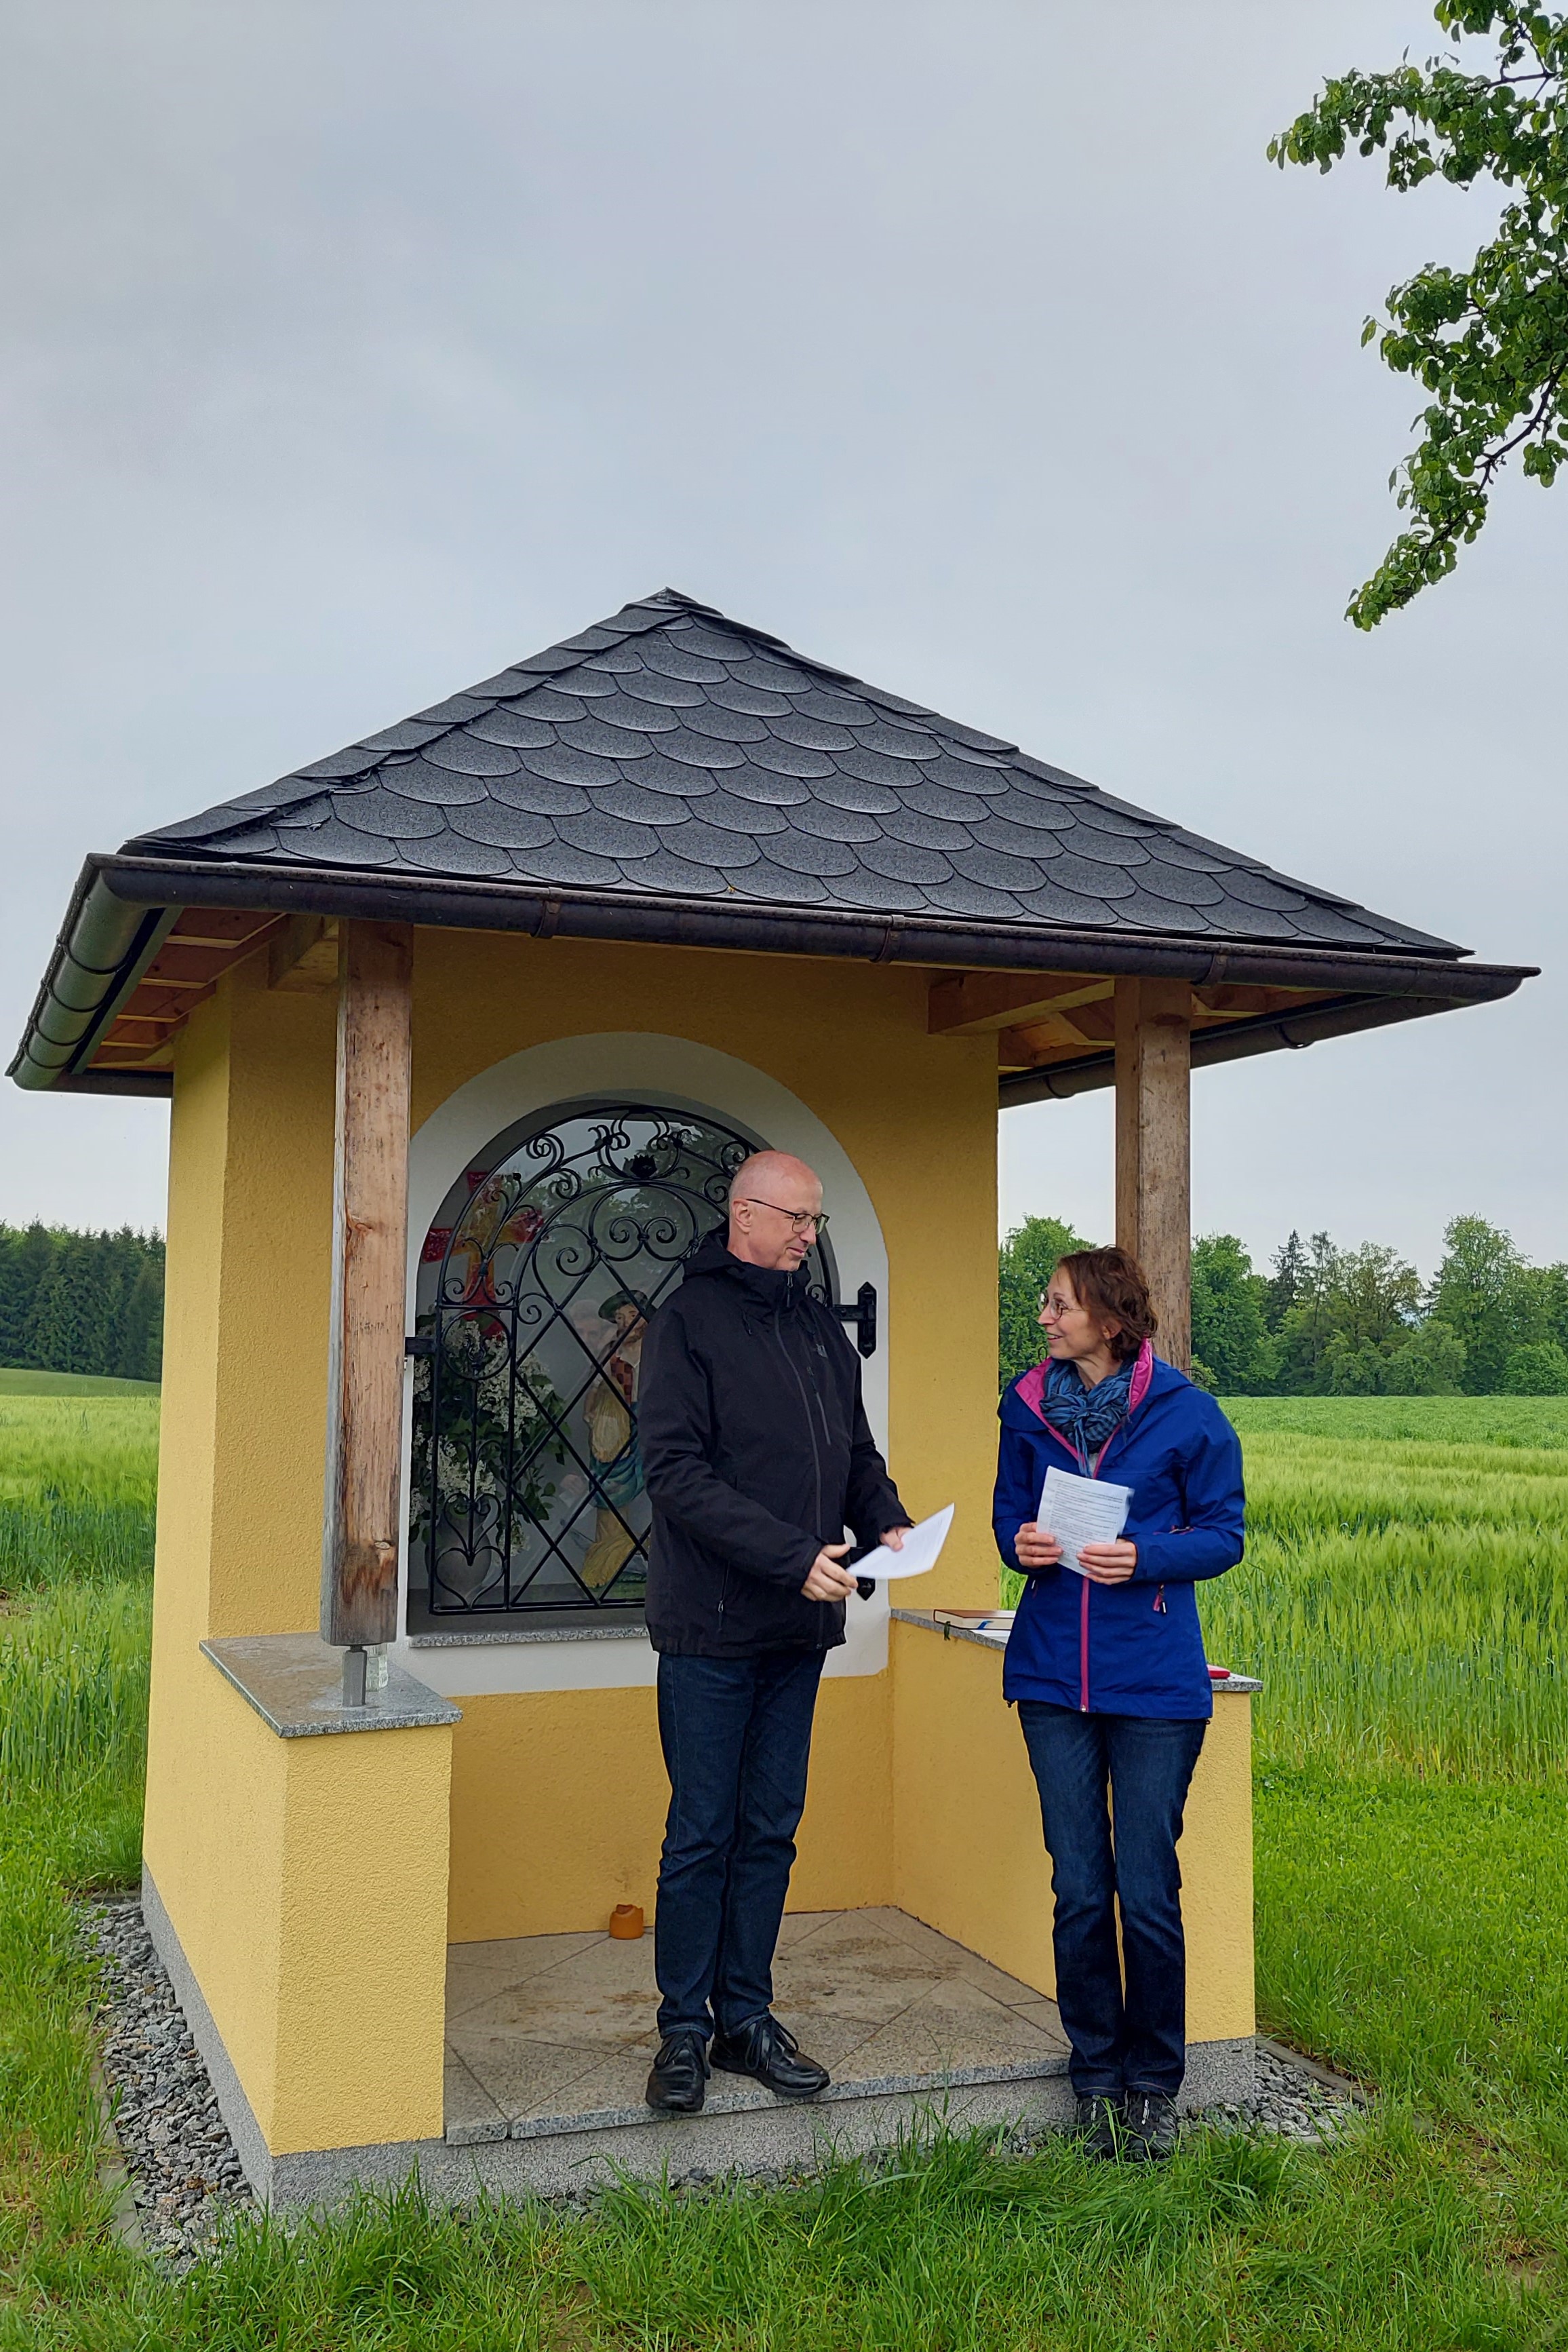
top-left (1013, 1336), bottom-right (1156, 1433)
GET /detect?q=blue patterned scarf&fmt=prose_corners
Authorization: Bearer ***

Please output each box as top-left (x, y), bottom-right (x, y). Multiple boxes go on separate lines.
top-left (1036, 1352), bottom-right (1137, 1464)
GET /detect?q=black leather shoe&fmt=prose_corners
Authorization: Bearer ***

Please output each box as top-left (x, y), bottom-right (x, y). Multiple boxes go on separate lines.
top-left (1123, 2089), bottom-right (1179, 2161)
top-left (645, 2032), bottom-right (709, 2113)
top-left (1073, 2094), bottom-right (1124, 2160)
top-left (711, 2013), bottom-right (829, 2100)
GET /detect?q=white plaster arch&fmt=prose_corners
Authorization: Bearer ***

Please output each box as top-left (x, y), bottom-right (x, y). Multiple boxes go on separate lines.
top-left (393, 1033), bottom-right (890, 1696)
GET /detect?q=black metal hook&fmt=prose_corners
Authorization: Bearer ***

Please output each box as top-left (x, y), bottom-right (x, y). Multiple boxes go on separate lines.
top-left (831, 1281), bottom-right (878, 1358)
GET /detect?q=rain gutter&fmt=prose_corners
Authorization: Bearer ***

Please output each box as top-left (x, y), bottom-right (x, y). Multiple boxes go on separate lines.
top-left (9, 865), bottom-right (180, 1092)
top-left (8, 851), bottom-right (1537, 1101)
top-left (998, 989), bottom-right (1502, 1107)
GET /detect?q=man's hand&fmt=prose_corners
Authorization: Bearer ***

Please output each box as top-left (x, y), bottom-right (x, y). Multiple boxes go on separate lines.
top-left (802, 1541), bottom-right (858, 1601)
top-left (879, 1525), bottom-right (910, 1551)
top-left (1077, 1539), bottom-right (1137, 1585)
top-left (1014, 1520), bottom-right (1064, 1572)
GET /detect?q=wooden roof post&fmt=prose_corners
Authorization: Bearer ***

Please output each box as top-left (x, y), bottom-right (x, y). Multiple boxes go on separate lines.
top-left (1114, 976), bottom-right (1192, 1372)
top-left (321, 921), bottom-right (413, 1697)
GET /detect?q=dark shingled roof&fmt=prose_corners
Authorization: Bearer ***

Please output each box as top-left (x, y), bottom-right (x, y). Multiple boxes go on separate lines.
top-left (125, 588), bottom-right (1459, 959)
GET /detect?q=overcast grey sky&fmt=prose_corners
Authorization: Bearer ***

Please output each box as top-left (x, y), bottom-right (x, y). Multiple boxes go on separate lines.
top-left (1, 1), bottom-right (1559, 1280)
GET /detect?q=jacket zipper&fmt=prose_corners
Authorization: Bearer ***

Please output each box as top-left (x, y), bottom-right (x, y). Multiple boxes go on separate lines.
top-left (1039, 1389), bottom-right (1146, 1716)
top-left (1040, 1425), bottom-right (1097, 1713)
top-left (770, 1305), bottom-right (827, 1561)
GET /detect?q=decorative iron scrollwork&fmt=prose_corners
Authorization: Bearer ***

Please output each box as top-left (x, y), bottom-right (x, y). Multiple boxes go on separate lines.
top-left (408, 1100), bottom-right (841, 1621)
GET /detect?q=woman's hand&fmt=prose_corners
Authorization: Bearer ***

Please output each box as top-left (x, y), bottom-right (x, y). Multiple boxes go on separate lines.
top-left (1076, 1540), bottom-right (1138, 1585)
top-left (1015, 1521), bottom-right (1063, 1572)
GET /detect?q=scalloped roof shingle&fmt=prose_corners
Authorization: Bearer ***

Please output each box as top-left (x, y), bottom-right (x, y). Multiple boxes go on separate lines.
top-left (127, 589), bottom-right (1458, 957)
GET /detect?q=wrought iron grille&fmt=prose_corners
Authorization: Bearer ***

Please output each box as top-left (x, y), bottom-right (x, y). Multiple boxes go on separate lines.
top-left (409, 1100), bottom-right (834, 1621)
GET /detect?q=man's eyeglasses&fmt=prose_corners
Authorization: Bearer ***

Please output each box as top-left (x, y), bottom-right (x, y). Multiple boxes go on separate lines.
top-left (738, 1197), bottom-right (829, 1236)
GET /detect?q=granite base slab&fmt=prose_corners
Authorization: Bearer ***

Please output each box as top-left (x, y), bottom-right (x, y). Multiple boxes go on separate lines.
top-left (141, 1874), bottom-right (1252, 2207)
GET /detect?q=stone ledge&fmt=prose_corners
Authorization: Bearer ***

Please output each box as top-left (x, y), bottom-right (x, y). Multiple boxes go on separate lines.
top-left (406, 1621), bottom-right (650, 1649)
top-left (242, 2037), bottom-right (1257, 2204)
top-left (447, 2049), bottom-right (1074, 2148)
top-left (201, 1632), bottom-right (462, 1737)
top-left (890, 1609), bottom-right (1263, 1691)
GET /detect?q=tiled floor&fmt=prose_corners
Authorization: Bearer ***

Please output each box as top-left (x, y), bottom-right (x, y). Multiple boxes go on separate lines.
top-left (444, 1907), bottom-right (1068, 2142)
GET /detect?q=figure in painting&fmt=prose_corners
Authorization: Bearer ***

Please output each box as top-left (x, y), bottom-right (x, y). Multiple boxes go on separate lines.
top-left (579, 1288), bottom-right (652, 1594)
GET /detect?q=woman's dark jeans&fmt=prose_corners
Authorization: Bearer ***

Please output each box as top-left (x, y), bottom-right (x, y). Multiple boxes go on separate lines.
top-left (1017, 1701), bottom-right (1207, 2098)
top-left (654, 1649), bottom-right (825, 2041)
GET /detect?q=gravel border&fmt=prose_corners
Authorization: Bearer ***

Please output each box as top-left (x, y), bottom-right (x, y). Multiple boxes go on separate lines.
top-left (1198, 2039), bottom-right (1360, 2144)
top-left (81, 1897), bottom-right (258, 2267)
top-left (82, 1895), bottom-right (1361, 2265)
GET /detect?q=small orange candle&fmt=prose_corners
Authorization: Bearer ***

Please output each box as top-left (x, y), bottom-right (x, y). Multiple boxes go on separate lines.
top-left (609, 1902), bottom-right (644, 1940)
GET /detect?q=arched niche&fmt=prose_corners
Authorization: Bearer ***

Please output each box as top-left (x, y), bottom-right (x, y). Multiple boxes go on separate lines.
top-left (397, 1034), bottom-right (890, 1695)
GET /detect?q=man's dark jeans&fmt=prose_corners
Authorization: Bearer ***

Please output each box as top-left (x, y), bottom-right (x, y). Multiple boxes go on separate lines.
top-left (1017, 1701), bottom-right (1207, 2099)
top-left (654, 1649), bottom-right (825, 2040)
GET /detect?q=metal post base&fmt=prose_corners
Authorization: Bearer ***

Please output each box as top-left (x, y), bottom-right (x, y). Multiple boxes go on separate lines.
top-left (342, 1645), bottom-right (368, 1707)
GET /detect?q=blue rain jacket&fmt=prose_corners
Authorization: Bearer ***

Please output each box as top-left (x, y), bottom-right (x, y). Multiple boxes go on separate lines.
top-left (994, 1346), bottom-right (1244, 1720)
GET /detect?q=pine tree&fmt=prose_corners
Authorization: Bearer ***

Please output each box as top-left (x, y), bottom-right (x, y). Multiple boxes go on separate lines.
top-left (117, 1255), bottom-right (164, 1381)
top-left (0, 1222), bottom-right (59, 1366)
top-left (11, 1223), bottom-right (165, 1379)
top-left (31, 1235), bottom-right (114, 1375)
top-left (1263, 1231), bottom-right (1307, 1332)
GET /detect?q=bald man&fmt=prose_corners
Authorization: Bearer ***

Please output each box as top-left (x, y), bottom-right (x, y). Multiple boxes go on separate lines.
top-left (637, 1150), bottom-right (911, 2113)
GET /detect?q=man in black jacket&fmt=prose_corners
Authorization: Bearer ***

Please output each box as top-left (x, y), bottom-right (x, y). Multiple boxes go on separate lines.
top-left (638, 1149), bottom-right (911, 2113)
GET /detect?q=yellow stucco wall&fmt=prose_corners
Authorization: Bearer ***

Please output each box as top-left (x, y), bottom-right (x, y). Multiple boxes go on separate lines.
top-left (144, 969), bottom-right (452, 2155)
top-left (890, 1619), bottom-right (1254, 2043)
top-left (448, 1671), bottom-right (895, 1944)
top-left (144, 921), bottom-right (1253, 2159)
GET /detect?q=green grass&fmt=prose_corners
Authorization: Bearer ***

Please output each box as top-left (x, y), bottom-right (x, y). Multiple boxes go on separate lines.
top-left (6, 1393), bottom-right (1568, 2345)
top-left (0, 1369), bottom-right (160, 1398)
top-left (0, 1582), bottom-right (151, 1800)
top-left (1204, 1428), bottom-right (1568, 1781)
top-left (1224, 1393), bottom-right (1568, 1448)
top-left (0, 1397), bottom-right (159, 1594)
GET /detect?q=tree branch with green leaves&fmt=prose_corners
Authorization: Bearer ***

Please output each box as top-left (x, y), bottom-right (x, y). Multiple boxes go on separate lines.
top-left (1271, 3), bottom-right (1568, 625)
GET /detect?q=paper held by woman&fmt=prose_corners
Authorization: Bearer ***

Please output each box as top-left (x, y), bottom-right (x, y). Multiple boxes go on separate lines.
top-left (856, 1503), bottom-right (955, 1580)
top-left (1038, 1466), bottom-right (1133, 1575)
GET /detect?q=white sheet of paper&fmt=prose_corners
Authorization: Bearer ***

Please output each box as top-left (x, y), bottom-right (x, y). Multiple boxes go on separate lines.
top-left (1038, 1467), bottom-right (1133, 1575)
top-left (857, 1503), bottom-right (954, 1581)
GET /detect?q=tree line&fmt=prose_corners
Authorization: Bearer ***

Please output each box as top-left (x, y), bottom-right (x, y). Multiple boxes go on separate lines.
top-left (1001, 1214), bottom-right (1568, 1397)
top-left (0, 1223), bottom-right (164, 1384)
top-left (12, 1201), bottom-right (1564, 1399)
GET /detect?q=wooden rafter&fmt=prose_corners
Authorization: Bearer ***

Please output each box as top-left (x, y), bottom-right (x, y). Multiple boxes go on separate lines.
top-left (928, 970), bottom-right (1116, 1035)
top-left (84, 908), bottom-right (286, 1072)
top-left (933, 971), bottom-right (1338, 1072)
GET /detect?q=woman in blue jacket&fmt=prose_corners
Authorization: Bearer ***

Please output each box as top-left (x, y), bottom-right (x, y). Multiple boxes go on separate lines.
top-left (994, 1246), bottom-right (1244, 2163)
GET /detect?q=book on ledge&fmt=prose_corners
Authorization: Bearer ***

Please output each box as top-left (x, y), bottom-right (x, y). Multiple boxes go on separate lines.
top-left (932, 1608), bottom-right (1016, 1638)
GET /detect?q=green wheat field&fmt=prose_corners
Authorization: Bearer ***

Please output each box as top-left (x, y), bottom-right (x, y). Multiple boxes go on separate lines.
top-left (4, 1381), bottom-right (1568, 2347)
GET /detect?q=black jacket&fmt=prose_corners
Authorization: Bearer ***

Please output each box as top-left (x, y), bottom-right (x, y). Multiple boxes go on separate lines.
top-left (640, 1233), bottom-right (908, 1657)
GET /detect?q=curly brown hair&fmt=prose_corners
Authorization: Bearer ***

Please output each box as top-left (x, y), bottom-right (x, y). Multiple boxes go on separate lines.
top-left (1053, 1247), bottom-right (1157, 1364)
